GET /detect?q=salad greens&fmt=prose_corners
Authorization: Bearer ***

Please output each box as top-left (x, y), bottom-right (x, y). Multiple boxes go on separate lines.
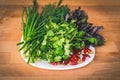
top-left (40, 19), bottom-right (87, 62)
top-left (17, 0), bottom-right (104, 64)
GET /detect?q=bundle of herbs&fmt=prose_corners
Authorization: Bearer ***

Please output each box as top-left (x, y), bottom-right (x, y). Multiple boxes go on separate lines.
top-left (17, 0), bottom-right (104, 65)
top-left (65, 7), bottom-right (105, 46)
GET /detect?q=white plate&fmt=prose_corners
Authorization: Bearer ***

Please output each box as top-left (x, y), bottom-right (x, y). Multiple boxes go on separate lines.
top-left (20, 44), bottom-right (95, 70)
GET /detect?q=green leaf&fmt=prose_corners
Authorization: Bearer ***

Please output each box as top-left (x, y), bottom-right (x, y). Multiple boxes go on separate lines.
top-left (17, 41), bottom-right (24, 45)
top-left (54, 56), bottom-right (62, 62)
top-left (61, 23), bottom-right (69, 27)
top-left (49, 57), bottom-right (54, 63)
top-left (48, 55), bottom-right (54, 63)
top-left (41, 35), bottom-right (47, 45)
top-left (45, 25), bottom-right (49, 29)
top-left (55, 47), bottom-right (64, 55)
top-left (53, 41), bottom-right (59, 48)
top-left (62, 55), bottom-right (69, 60)
top-left (88, 37), bottom-right (98, 45)
top-left (50, 36), bottom-right (59, 41)
top-left (41, 53), bottom-right (48, 61)
top-left (64, 43), bottom-right (71, 55)
top-left (58, 30), bottom-right (65, 34)
top-left (40, 45), bottom-right (47, 51)
top-left (82, 17), bottom-right (87, 23)
top-left (71, 20), bottom-right (76, 23)
top-left (57, 39), bottom-right (64, 46)
top-left (78, 31), bottom-right (85, 36)
top-left (50, 21), bottom-right (58, 29)
top-left (47, 30), bottom-right (54, 36)
top-left (80, 41), bottom-right (85, 49)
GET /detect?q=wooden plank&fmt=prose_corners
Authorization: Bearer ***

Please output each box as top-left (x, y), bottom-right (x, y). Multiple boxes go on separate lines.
top-left (0, 62), bottom-right (120, 77)
top-left (0, 52), bottom-right (11, 64)
top-left (0, 0), bottom-right (120, 6)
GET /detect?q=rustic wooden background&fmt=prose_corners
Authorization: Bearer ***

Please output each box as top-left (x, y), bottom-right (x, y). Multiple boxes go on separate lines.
top-left (0, 0), bottom-right (120, 80)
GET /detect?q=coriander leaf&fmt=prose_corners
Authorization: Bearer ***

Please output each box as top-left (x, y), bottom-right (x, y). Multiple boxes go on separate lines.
top-left (54, 56), bottom-right (62, 62)
top-left (47, 30), bottom-right (54, 36)
top-left (62, 55), bottom-right (69, 60)
top-left (55, 46), bottom-right (64, 55)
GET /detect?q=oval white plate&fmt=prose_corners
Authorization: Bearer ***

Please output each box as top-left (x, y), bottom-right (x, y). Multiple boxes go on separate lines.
top-left (20, 45), bottom-right (95, 70)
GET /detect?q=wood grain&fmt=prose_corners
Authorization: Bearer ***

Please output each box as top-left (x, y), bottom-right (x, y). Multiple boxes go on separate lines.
top-left (0, 2), bottom-right (120, 80)
top-left (0, 0), bottom-right (120, 6)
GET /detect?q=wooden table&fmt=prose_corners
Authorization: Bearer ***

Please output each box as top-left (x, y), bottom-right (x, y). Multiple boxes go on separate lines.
top-left (0, 1), bottom-right (120, 80)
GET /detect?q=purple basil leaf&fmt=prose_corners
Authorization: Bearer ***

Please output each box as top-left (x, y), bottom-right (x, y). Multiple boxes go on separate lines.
top-left (95, 26), bottom-right (104, 34)
top-left (91, 26), bottom-right (103, 34)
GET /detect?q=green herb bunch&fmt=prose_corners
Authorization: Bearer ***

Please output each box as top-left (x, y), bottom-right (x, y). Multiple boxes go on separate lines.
top-left (17, 0), bottom-right (104, 63)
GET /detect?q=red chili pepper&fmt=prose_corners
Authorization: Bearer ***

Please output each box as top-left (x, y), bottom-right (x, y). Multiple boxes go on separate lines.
top-left (82, 56), bottom-right (86, 62)
top-left (51, 62), bottom-right (58, 65)
top-left (70, 60), bottom-right (78, 65)
top-left (60, 60), bottom-right (70, 65)
top-left (82, 54), bottom-right (90, 58)
top-left (82, 54), bottom-right (91, 62)
top-left (84, 47), bottom-right (92, 54)
top-left (69, 54), bottom-right (80, 65)
top-left (63, 60), bottom-right (69, 65)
